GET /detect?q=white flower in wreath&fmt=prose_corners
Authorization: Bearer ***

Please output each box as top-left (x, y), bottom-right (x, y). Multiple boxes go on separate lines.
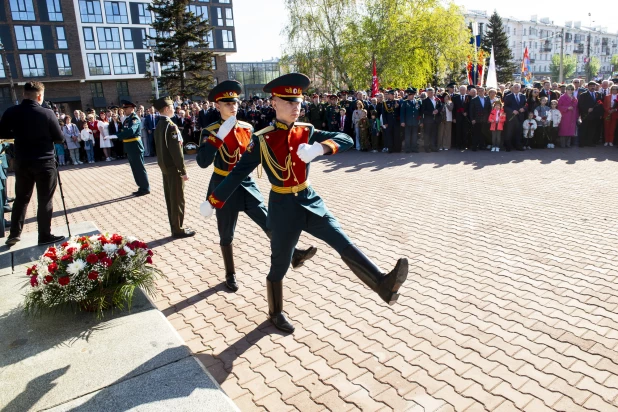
top-left (103, 243), bottom-right (118, 255)
top-left (126, 236), bottom-right (138, 243)
top-left (123, 246), bottom-right (135, 257)
top-left (67, 259), bottom-right (86, 275)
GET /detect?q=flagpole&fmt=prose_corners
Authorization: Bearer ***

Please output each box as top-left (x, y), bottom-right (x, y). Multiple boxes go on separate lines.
top-left (472, 23), bottom-right (479, 87)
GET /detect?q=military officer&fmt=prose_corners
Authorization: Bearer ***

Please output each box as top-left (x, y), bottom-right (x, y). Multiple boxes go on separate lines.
top-left (201, 73), bottom-right (409, 333)
top-left (109, 100), bottom-right (150, 196)
top-left (400, 88), bottom-right (421, 153)
top-left (307, 94), bottom-right (326, 129)
top-left (381, 90), bottom-right (397, 153)
top-left (153, 96), bottom-right (195, 238)
top-left (325, 94), bottom-right (340, 132)
top-left (196, 80), bottom-right (317, 292)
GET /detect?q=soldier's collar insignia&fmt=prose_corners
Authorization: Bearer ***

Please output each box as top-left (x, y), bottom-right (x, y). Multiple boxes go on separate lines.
top-left (275, 120), bottom-right (290, 130)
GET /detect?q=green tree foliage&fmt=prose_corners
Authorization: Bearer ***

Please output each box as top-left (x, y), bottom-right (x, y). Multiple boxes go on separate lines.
top-left (481, 11), bottom-right (518, 83)
top-left (611, 54), bottom-right (618, 69)
top-left (550, 54), bottom-right (576, 80)
top-left (148, 0), bottom-right (214, 98)
top-left (282, 0), bottom-right (473, 91)
top-left (588, 56), bottom-right (600, 79)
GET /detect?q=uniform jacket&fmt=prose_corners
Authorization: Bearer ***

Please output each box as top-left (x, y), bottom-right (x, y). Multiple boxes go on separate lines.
top-left (155, 116), bottom-right (186, 175)
top-left (400, 98), bottom-right (421, 126)
top-left (196, 120), bottom-right (264, 210)
top-left (207, 121), bottom-right (352, 230)
top-left (307, 103), bottom-right (326, 128)
top-left (469, 96), bottom-right (492, 123)
top-left (115, 112), bottom-right (141, 142)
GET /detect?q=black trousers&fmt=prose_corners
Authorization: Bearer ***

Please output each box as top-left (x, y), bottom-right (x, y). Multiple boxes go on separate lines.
top-left (423, 120), bottom-right (438, 151)
top-left (454, 115), bottom-right (469, 149)
top-left (10, 159), bottom-right (57, 238)
top-left (580, 118), bottom-right (599, 147)
top-left (471, 122), bottom-right (487, 150)
top-left (504, 118), bottom-right (523, 150)
top-left (383, 124), bottom-right (395, 151)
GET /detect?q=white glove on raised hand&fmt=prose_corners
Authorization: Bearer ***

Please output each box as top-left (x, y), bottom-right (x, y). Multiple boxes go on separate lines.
top-left (108, 134), bottom-right (118, 140)
top-left (216, 116), bottom-right (236, 140)
top-left (200, 201), bottom-right (214, 218)
top-left (297, 142), bottom-right (325, 163)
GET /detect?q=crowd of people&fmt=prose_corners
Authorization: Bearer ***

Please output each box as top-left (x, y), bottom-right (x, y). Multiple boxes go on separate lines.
top-left (45, 78), bottom-right (618, 164)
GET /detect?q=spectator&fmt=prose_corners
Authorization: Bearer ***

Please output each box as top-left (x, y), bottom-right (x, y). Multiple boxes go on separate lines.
top-left (352, 100), bottom-right (366, 151)
top-left (81, 122), bottom-right (95, 163)
top-left (469, 87), bottom-right (491, 151)
top-left (604, 85), bottom-right (618, 146)
top-left (109, 112), bottom-right (124, 159)
top-left (368, 110), bottom-right (381, 153)
top-left (557, 85), bottom-right (578, 148)
top-left (522, 111), bottom-right (537, 150)
top-left (63, 116), bottom-right (82, 165)
top-left (438, 93), bottom-right (453, 151)
top-left (546, 100), bottom-right (561, 149)
top-left (56, 119), bottom-right (66, 165)
top-left (489, 100), bottom-right (506, 152)
top-left (535, 97), bottom-right (551, 147)
top-left (97, 112), bottom-right (113, 161)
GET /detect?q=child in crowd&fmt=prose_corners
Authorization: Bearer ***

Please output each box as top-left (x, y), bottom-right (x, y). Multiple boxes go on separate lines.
top-left (368, 110), bottom-right (381, 153)
top-left (522, 111), bottom-right (537, 150)
top-left (534, 97), bottom-right (551, 149)
top-left (56, 120), bottom-right (66, 166)
top-left (63, 117), bottom-right (82, 165)
top-left (358, 109), bottom-right (370, 151)
top-left (81, 123), bottom-right (95, 164)
top-left (547, 100), bottom-right (562, 149)
top-left (488, 101), bottom-right (506, 152)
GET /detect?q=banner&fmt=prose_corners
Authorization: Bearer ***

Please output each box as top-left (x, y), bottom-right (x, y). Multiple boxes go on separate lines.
top-left (371, 59), bottom-right (379, 97)
top-left (521, 47), bottom-right (532, 85)
top-left (486, 46), bottom-right (498, 89)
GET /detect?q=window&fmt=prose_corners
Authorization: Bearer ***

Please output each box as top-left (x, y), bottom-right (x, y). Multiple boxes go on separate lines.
top-left (87, 53), bottom-right (111, 75)
top-left (187, 5), bottom-right (208, 20)
top-left (10, 0), bottom-right (35, 20)
top-left (123, 28), bottom-right (134, 49)
top-left (206, 30), bottom-right (213, 48)
top-left (0, 56), bottom-right (5, 78)
top-left (14, 26), bottom-right (43, 49)
top-left (137, 3), bottom-right (152, 24)
top-left (112, 53), bottom-right (135, 74)
top-left (90, 82), bottom-right (104, 97)
top-left (97, 27), bottom-right (121, 49)
top-left (104, 1), bottom-right (128, 23)
top-left (20, 54), bottom-right (45, 77)
top-left (117, 81), bottom-right (129, 96)
top-left (222, 30), bottom-right (234, 49)
top-left (225, 8), bottom-right (233, 26)
top-left (56, 53), bottom-right (71, 75)
top-left (513, 28), bottom-right (516, 36)
top-left (83, 27), bottom-right (96, 49)
top-left (216, 8), bottom-right (223, 26)
top-left (47, 0), bottom-right (63, 21)
top-left (219, 0), bottom-right (230, 3)
top-left (211, 56), bottom-right (216, 70)
top-left (79, 0), bottom-right (103, 23)
top-left (56, 27), bottom-right (68, 49)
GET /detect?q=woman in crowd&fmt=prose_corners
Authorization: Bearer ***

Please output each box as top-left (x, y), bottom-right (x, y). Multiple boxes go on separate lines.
top-left (352, 100), bottom-right (366, 150)
top-left (526, 88), bottom-right (541, 116)
top-left (63, 116), bottom-right (82, 165)
top-left (603, 85), bottom-right (618, 147)
top-left (557, 84), bottom-right (578, 148)
top-left (109, 112), bottom-right (124, 159)
top-left (437, 94), bottom-right (453, 151)
top-left (86, 114), bottom-right (100, 161)
top-left (97, 112), bottom-right (113, 161)
top-left (488, 88), bottom-right (499, 105)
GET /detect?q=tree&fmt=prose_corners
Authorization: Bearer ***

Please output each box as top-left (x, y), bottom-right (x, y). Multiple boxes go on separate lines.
top-left (550, 54), bottom-right (576, 80)
top-left (612, 54), bottom-right (618, 70)
top-left (481, 11), bottom-right (518, 83)
top-left (282, 0), bottom-right (472, 91)
top-left (587, 56), bottom-right (600, 80)
top-left (148, 0), bottom-right (214, 98)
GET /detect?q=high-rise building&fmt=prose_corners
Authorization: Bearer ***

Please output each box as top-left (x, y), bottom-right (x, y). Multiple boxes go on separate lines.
top-left (465, 10), bottom-right (618, 81)
top-left (0, 0), bottom-right (236, 115)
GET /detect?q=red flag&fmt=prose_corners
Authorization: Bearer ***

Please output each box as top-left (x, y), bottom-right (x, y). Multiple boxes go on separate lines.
top-left (371, 59), bottom-right (379, 97)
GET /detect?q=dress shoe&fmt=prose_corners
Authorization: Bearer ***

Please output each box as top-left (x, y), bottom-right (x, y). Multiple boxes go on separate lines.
top-left (38, 234), bottom-right (65, 246)
top-left (133, 190), bottom-right (151, 197)
top-left (291, 246), bottom-right (317, 269)
top-left (3, 204), bottom-right (12, 213)
top-left (6, 197), bottom-right (14, 203)
top-left (5, 236), bottom-right (20, 246)
top-left (172, 229), bottom-right (196, 238)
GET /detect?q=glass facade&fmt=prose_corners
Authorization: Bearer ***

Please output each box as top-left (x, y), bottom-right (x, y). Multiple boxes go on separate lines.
top-left (228, 62), bottom-right (282, 97)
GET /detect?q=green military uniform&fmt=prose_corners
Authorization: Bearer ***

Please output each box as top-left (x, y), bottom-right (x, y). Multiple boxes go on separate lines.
top-left (115, 100), bottom-right (150, 195)
top-left (153, 96), bottom-right (193, 237)
top-left (307, 100), bottom-right (326, 129)
top-left (325, 99), bottom-right (340, 132)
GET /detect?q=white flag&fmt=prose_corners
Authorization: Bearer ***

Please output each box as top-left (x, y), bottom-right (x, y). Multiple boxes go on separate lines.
top-left (486, 46), bottom-right (498, 89)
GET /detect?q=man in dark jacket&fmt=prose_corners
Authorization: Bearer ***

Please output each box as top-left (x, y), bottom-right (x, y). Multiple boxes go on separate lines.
top-left (420, 88), bottom-right (442, 152)
top-left (0, 82), bottom-right (65, 246)
top-left (577, 81), bottom-right (603, 147)
top-left (469, 87), bottom-right (492, 151)
top-left (503, 83), bottom-right (527, 151)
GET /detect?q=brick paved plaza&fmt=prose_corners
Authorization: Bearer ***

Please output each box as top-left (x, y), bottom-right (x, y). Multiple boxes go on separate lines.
top-left (13, 148), bottom-right (618, 411)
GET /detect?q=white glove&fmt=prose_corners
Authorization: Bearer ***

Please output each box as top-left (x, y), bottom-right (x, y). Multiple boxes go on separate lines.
top-left (297, 142), bottom-right (324, 163)
top-left (216, 116), bottom-right (236, 140)
top-left (108, 134), bottom-right (117, 140)
top-left (200, 201), bottom-right (214, 218)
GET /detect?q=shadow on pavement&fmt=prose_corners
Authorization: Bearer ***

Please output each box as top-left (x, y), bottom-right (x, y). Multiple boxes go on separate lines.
top-left (2, 366), bottom-right (70, 412)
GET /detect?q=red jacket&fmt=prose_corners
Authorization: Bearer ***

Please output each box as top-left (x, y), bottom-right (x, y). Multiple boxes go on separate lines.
top-left (489, 109), bottom-right (506, 131)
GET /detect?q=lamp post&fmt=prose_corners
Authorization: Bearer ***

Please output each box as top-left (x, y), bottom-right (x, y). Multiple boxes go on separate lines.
top-left (0, 43), bottom-right (18, 105)
top-left (149, 47), bottom-right (160, 99)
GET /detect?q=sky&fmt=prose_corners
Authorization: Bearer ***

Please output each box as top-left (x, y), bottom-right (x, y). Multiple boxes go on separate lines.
top-left (229, 0), bottom-right (617, 62)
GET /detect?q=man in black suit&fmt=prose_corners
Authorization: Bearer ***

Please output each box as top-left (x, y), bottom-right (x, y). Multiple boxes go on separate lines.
top-left (0, 82), bottom-right (65, 246)
top-left (452, 85), bottom-right (471, 150)
top-left (469, 87), bottom-right (492, 151)
top-left (539, 81), bottom-right (558, 103)
top-left (503, 83), bottom-right (527, 151)
top-left (198, 101), bottom-right (211, 128)
top-left (571, 79), bottom-right (587, 99)
top-left (420, 87), bottom-right (442, 152)
top-left (578, 81), bottom-right (603, 147)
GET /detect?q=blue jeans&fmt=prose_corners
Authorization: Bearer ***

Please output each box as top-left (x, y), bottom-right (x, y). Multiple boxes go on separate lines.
top-left (84, 141), bottom-right (94, 163)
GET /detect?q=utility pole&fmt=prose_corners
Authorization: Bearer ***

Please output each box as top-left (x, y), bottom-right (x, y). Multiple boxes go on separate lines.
top-left (0, 43), bottom-right (18, 106)
top-left (149, 48), bottom-right (160, 99)
top-left (559, 29), bottom-right (565, 83)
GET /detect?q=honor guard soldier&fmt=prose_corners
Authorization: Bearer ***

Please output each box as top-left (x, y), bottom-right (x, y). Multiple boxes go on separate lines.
top-left (381, 90), bottom-right (397, 153)
top-left (153, 96), bottom-right (196, 238)
top-left (201, 73), bottom-right (409, 333)
top-left (109, 100), bottom-right (150, 196)
top-left (197, 80), bottom-right (316, 292)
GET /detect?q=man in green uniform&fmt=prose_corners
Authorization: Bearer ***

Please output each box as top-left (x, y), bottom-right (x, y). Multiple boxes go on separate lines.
top-left (109, 100), bottom-right (150, 196)
top-left (307, 94), bottom-right (326, 129)
top-left (325, 94), bottom-right (340, 132)
top-left (153, 96), bottom-right (196, 238)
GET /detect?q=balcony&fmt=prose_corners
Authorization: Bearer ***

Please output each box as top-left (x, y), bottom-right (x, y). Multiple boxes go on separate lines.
top-left (529, 58), bottom-right (536, 63)
top-left (565, 34), bottom-right (573, 43)
top-left (574, 44), bottom-right (584, 54)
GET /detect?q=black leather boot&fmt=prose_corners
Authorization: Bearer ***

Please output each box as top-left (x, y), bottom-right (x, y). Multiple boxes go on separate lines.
top-left (340, 245), bottom-right (408, 305)
top-left (221, 244), bottom-right (239, 292)
top-left (291, 246), bottom-right (318, 269)
top-left (267, 280), bottom-right (294, 333)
